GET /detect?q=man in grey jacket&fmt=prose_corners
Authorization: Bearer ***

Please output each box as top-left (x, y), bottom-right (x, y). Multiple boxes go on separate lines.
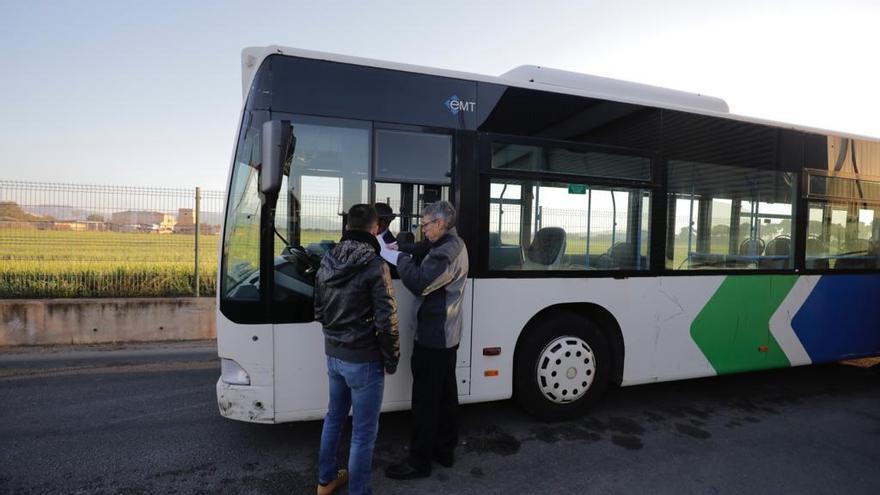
top-left (381, 201), bottom-right (469, 480)
top-left (314, 204), bottom-right (400, 495)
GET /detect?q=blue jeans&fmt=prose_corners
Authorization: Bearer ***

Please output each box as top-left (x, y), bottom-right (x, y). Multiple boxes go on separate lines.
top-left (318, 357), bottom-right (385, 495)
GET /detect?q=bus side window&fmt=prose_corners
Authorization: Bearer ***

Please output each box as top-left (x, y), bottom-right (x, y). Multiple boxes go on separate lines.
top-left (666, 161), bottom-right (795, 271)
top-left (488, 178), bottom-right (650, 271)
top-left (806, 202), bottom-right (880, 270)
top-left (373, 127), bottom-right (453, 246)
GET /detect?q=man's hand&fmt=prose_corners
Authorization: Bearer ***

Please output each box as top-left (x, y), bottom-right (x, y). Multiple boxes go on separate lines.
top-left (385, 366), bottom-right (397, 375)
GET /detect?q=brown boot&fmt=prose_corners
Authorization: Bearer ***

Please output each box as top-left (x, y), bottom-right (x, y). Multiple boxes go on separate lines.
top-left (317, 469), bottom-right (348, 495)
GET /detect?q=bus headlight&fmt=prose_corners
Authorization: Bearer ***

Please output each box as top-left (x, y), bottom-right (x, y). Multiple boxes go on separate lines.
top-left (221, 358), bottom-right (251, 385)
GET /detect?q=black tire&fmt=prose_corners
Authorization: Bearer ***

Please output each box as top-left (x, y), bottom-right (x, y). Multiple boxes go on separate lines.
top-left (514, 310), bottom-right (612, 421)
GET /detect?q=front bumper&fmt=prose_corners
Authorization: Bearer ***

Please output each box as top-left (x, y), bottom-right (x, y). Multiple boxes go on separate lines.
top-left (216, 378), bottom-right (275, 423)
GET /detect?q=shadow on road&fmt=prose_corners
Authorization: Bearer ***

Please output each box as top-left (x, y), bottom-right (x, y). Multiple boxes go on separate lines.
top-left (192, 361), bottom-right (880, 494)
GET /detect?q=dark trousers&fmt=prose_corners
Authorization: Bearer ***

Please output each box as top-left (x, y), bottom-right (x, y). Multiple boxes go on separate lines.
top-left (408, 342), bottom-right (459, 471)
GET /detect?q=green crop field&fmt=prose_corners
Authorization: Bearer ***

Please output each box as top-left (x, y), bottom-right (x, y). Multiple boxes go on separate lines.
top-left (0, 227), bottom-right (345, 298)
top-left (0, 229), bottom-right (220, 298)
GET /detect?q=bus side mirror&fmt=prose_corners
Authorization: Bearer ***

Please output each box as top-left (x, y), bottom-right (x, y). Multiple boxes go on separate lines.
top-left (260, 120), bottom-right (295, 201)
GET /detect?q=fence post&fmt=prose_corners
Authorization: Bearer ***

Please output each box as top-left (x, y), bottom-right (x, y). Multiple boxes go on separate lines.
top-left (194, 186), bottom-right (201, 297)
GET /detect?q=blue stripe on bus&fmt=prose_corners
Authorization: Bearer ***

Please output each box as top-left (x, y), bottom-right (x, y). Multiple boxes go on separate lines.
top-left (791, 275), bottom-right (880, 363)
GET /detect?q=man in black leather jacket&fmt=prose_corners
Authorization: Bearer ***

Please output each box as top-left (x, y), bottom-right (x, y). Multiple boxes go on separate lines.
top-left (314, 204), bottom-right (400, 495)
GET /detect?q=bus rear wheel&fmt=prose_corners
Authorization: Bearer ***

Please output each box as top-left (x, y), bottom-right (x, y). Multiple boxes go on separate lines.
top-left (514, 311), bottom-right (611, 421)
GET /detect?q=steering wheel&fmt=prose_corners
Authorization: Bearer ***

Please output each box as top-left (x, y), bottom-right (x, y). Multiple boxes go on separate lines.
top-left (284, 245), bottom-right (320, 273)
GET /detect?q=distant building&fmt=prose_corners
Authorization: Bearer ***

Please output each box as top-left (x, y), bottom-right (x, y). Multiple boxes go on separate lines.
top-left (178, 208), bottom-right (194, 225)
top-left (83, 221), bottom-right (108, 232)
top-left (175, 208), bottom-right (195, 234)
top-left (110, 211), bottom-right (175, 232)
top-left (173, 208), bottom-right (219, 235)
top-left (51, 221), bottom-right (87, 231)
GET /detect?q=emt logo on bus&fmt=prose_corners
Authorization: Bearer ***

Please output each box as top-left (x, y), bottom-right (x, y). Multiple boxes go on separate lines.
top-left (444, 95), bottom-right (475, 115)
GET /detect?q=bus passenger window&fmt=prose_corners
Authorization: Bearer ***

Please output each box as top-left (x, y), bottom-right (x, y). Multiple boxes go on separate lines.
top-left (802, 148), bottom-right (880, 270)
top-left (488, 178), bottom-right (651, 271)
top-left (375, 129), bottom-right (452, 184)
top-left (806, 202), bottom-right (880, 270)
top-left (666, 161), bottom-right (794, 271)
top-left (373, 128), bottom-right (452, 247)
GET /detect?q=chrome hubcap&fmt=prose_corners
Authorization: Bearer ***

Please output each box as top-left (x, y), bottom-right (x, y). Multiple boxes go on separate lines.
top-left (536, 335), bottom-right (596, 404)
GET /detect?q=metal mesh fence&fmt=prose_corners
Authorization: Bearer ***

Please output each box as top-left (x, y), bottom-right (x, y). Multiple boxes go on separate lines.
top-left (0, 180), bottom-right (224, 298)
top-left (1, 179), bottom-right (658, 297)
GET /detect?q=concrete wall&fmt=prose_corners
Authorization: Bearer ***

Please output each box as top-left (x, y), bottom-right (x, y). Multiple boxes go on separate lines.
top-left (0, 298), bottom-right (215, 346)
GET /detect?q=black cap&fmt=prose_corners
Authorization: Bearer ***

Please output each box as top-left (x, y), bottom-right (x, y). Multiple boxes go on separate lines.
top-left (374, 202), bottom-right (395, 219)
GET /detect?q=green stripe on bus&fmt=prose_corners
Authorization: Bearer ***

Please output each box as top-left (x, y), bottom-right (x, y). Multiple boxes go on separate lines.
top-left (691, 275), bottom-right (798, 375)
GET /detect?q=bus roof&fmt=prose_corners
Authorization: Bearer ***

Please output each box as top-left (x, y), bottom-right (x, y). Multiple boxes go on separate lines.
top-left (241, 45), bottom-right (879, 143)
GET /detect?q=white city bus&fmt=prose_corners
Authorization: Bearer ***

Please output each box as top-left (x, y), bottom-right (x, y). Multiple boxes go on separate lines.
top-left (217, 46), bottom-right (880, 423)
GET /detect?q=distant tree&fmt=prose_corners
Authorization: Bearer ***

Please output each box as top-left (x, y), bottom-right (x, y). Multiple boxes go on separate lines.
top-left (778, 218), bottom-right (792, 234)
top-left (711, 224), bottom-right (730, 237)
top-left (86, 214), bottom-right (105, 222)
top-left (829, 224), bottom-right (846, 242)
top-left (674, 226), bottom-right (687, 242)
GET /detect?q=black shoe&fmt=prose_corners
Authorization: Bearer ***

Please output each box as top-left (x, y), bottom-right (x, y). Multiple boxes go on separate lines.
top-left (385, 461), bottom-right (431, 480)
top-left (433, 451), bottom-right (454, 468)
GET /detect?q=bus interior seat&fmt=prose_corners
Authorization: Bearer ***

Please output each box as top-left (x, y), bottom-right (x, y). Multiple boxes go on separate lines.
top-left (525, 227), bottom-right (566, 268)
top-left (609, 242), bottom-right (639, 270)
top-left (738, 238), bottom-right (765, 256)
top-left (765, 235), bottom-right (791, 255)
top-left (588, 252), bottom-right (613, 269)
top-left (760, 235), bottom-right (791, 268)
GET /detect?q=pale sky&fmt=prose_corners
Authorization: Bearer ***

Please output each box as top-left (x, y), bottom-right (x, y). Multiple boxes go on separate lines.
top-left (1, 0), bottom-right (878, 191)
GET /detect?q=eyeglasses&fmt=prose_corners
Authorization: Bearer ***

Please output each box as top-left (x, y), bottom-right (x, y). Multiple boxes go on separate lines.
top-left (419, 219), bottom-right (438, 229)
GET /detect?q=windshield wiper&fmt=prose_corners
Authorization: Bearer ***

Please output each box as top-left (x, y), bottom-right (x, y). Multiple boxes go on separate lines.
top-left (273, 226), bottom-right (290, 247)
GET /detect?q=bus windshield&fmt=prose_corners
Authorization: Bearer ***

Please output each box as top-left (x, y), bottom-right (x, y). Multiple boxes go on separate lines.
top-left (221, 116), bottom-right (262, 300)
top-left (222, 113), bottom-right (372, 304)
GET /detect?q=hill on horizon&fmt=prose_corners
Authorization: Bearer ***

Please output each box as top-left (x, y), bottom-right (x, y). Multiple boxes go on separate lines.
top-left (0, 201), bottom-right (55, 222)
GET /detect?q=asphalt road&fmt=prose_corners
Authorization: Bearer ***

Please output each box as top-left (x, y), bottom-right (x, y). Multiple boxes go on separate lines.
top-left (1, 341), bottom-right (879, 495)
